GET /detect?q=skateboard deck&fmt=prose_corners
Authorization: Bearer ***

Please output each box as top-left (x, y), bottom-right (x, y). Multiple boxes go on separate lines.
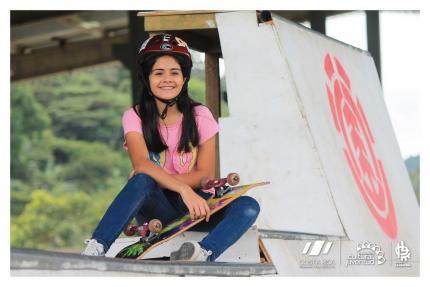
top-left (115, 181), bottom-right (269, 260)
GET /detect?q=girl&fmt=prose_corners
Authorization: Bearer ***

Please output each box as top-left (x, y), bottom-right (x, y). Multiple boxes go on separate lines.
top-left (82, 34), bottom-right (260, 262)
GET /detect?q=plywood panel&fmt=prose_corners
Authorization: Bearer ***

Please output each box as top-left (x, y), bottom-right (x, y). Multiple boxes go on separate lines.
top-left (216, 11), bottom-right (345, 237)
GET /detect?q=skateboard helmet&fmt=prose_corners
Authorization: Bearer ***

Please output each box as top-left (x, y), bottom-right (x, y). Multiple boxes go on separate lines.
top-left (137, 34), bottom-right (193, 119)
top-left (138, 34), bottom-right (192, 65)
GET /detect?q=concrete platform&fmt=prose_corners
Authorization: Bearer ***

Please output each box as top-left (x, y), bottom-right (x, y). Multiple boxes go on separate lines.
top-left (11, 248), bottom-right (277, 276)
top-left (106, 226), bottom-right (260, 263)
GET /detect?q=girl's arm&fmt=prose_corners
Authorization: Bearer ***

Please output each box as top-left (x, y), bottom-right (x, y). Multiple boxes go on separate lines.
top-left (125, 131), bottom-right (211, 221)
top-left (125, 131), bottom-right (188, 193)
top-left (170, 135), bottom-right (216, 189)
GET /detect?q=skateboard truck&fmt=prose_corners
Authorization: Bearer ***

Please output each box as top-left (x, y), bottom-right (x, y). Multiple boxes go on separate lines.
top-left (201, 172), bottom-right (240, 198)
top-left (123, 219), bottom-right (163, 242)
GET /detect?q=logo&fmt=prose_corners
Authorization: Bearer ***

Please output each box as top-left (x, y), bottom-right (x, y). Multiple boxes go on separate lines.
top-left (160, 43), bottom-right (172, 51)
top-left (175, 36), bottom-right (188, 48)
top-left (346, 241), bottom-right (386, 267)
top-left (324, 53), bottom-right (398, 240)
top-left (302, 240), bottom-right (333, 256)
top-left (395, 241), bottom-right (411, 268)
top-left (299, 240), bottom-right (336, 268)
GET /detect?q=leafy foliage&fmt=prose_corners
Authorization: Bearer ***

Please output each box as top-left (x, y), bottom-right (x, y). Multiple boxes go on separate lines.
top-left (188, 78), bottom-right (206, 104)
top-left (11, 190), bottom-right (97, 249)
top-left (29, 67), bottom-right (130, 148)
top-left (411, 167), bottom-right (420, 203)
top-left (404, 155), bottom-right (420, 204)
top-left (10, 62), bottom-right (134, 250)
top-left (11, 84), bottom-right (53, 181)
top-left (51, 137), bottom-right (129, 192)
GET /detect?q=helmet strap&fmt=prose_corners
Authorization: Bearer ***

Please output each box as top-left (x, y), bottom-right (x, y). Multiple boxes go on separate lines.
top-left (157, 96), bottom-right (178, 119)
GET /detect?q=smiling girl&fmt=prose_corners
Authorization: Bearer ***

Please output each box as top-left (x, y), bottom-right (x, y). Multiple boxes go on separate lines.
top-left (82, 34), bottom-right (260, 262)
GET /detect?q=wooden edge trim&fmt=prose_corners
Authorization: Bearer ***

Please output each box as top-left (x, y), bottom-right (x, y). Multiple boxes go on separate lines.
top-left (258, 237), bottom-right (273, 264)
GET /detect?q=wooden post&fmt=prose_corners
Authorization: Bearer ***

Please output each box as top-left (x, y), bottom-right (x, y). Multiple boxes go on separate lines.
top-left (310, 11), bottom-right (326, 34)
top-left (127, 11), bottom-right (148, 105)
top-left (204, 53), bottom-right (221, 178)
top-left (366, 11), bottom-right (382, 82)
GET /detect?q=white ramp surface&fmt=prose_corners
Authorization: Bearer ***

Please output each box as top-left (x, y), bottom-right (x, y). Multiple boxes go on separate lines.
top-left (216, 11), bottom-right (419, 275)
top-left (216, 11), bottom-right (345, 237)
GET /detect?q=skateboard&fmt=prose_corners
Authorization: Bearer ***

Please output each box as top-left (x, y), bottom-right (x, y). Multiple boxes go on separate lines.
top-left (115, 173), bottom-right (269, 260)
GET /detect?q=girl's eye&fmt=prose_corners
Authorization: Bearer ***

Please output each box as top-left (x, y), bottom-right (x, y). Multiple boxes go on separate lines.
top-left (152, 71), bottom-right (180, 76)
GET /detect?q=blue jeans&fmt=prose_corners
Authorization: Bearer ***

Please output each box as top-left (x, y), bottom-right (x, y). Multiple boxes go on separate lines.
top-left (91, 173), bottom-right (260, 261)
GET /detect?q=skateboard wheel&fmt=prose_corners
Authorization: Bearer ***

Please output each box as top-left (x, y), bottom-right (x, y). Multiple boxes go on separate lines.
top-left (227, 173), bottom-right (240, 186)
top-left (124, 224), bottom-right (137, 236)
top-left (148, 219), bottom-right (163, 233)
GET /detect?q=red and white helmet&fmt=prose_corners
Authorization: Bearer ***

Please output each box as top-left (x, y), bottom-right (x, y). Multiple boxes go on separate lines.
top-left (137, 34), bottom-right (192, 64)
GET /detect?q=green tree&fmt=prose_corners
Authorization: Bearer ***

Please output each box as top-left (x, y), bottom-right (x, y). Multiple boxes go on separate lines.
top-left (410, 167), bottom-right (420, 204)
top-left (51, 138), bottom-right (129, 193)
top-left (11, 84), bottom-right (53, 181)
top-left (11, 189), bottom-right (99, 249)
top-left (11, 180), bottom-right (32, 217)
top-left (30, 67), bottom-right (129, 148)
top-left (188, 78), bottom-right (206, 104)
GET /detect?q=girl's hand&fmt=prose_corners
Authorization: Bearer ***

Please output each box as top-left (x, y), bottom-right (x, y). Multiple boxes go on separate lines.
top-left (179, 185), bottom-right (211, 222)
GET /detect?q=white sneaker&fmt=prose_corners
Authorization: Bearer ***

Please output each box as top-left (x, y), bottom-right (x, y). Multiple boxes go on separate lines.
top-left (81, 239), bottom-right (105, 256)
top-left (170, 241), bottom-right (212, 262)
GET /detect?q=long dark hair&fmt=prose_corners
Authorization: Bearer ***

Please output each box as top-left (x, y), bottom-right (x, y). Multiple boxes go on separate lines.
top-left (134, 52), bottom-right (201, 153)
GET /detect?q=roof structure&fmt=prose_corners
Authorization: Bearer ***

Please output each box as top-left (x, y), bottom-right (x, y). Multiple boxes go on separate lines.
top-left (11, 10), bottom-right (350, 81)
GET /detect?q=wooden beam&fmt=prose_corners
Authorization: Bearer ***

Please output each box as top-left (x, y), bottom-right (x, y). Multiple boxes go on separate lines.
top-left (128, 11), bottom-right (148, 105)
top-left (310, 11), bottom-right (326, 34)
top-left (366, 11), bottom-right (381, 82)
top-left (11, 34), bottom-right (128, 81)
top-left (205, 53), bottom-right (221, 177)
top-left (144, 12), bottom-right (218, 32)
top-left (137, 10), bottom-right (225, 17)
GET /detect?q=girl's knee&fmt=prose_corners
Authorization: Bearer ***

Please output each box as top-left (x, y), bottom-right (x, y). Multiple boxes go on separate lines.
top-left (129, 172), bottom-right (153, 183)
top-left (127, 173), bottom-right (157, 193)
top-left (236, 196), bottom-right (260, 219)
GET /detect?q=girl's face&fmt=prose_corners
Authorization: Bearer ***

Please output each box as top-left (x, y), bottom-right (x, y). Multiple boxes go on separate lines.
top-left (149, 55), bottom-right (186, 101)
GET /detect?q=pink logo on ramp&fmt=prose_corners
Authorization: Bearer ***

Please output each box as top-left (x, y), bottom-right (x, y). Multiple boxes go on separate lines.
top-left (324, 53), bottom-right (397, 240)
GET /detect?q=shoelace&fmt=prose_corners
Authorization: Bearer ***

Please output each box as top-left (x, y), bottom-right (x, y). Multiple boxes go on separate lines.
top-left (83, 239), bottom-right (102, 255)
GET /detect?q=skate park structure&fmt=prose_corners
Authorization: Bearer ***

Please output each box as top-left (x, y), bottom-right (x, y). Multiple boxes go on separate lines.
top-left (11, 10), bottom-right (419, 276)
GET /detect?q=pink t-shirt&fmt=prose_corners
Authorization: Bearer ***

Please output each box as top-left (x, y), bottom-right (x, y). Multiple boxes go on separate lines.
top-left (122, 105), bottom-right (219, 175)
